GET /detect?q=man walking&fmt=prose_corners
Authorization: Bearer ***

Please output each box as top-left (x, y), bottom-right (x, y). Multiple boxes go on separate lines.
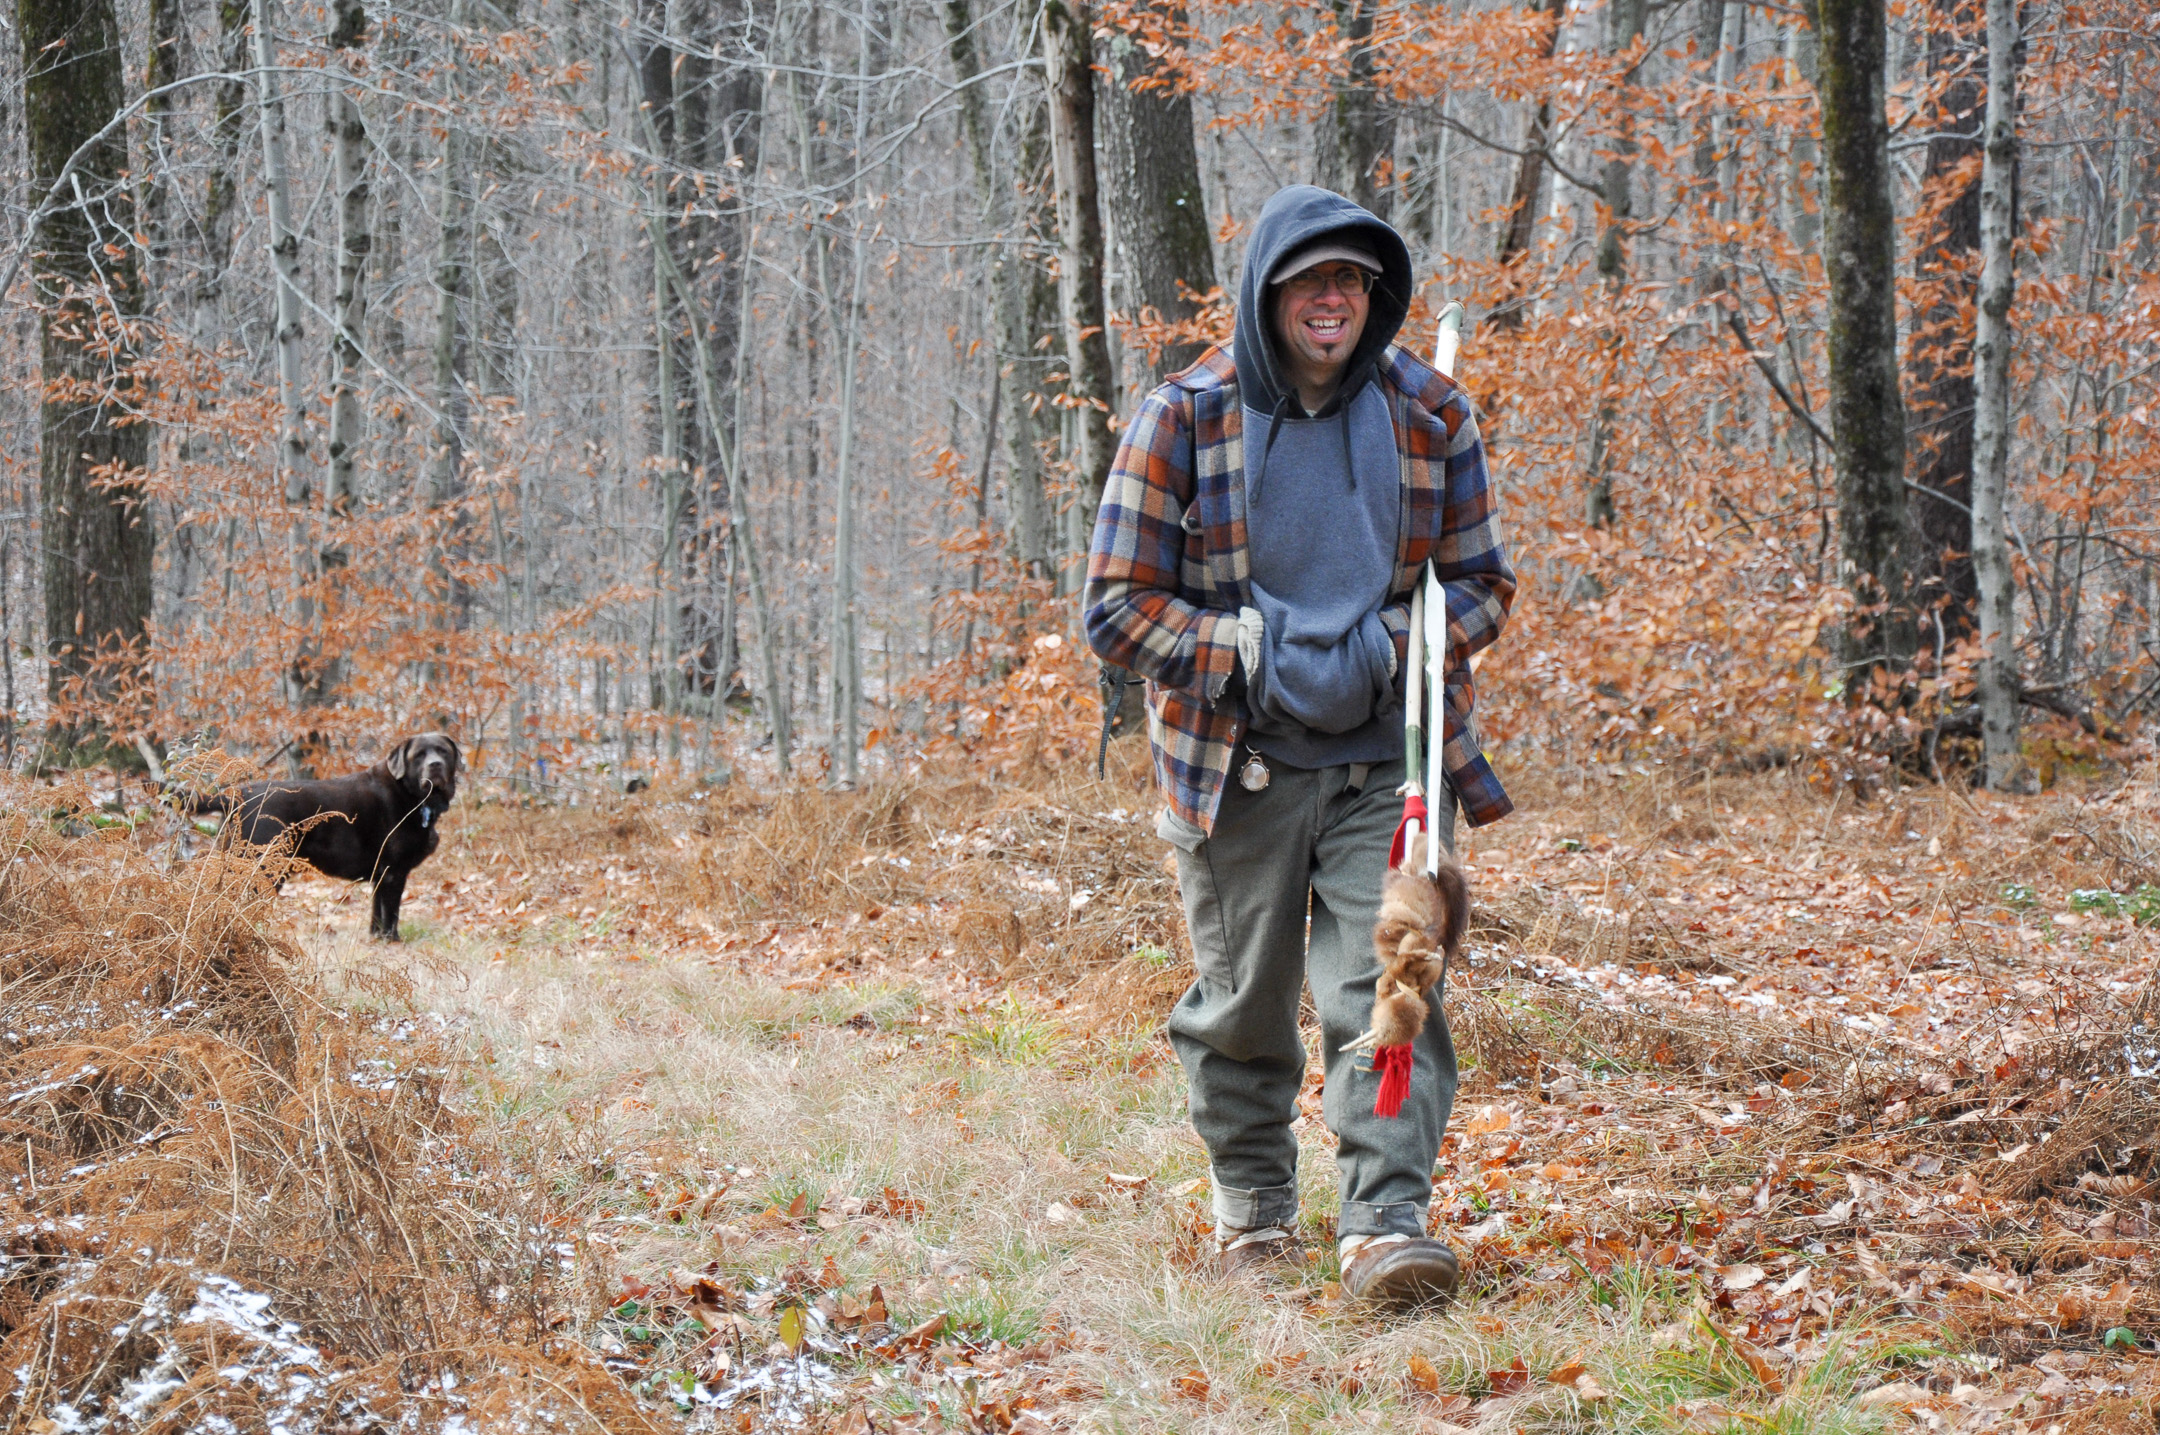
top-left (1083, 185), bottom-right (1515, 1310)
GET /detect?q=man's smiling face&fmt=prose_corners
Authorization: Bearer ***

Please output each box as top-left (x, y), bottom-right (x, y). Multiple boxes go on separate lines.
top-left (1272, 262), bottom-right (1372, 401)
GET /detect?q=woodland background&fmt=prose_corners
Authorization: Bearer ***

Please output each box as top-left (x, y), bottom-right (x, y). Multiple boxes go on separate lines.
top-left (4, 0), bottom-right (2156, 789)
top-left (8, 5), bottom-right (2160, 1431)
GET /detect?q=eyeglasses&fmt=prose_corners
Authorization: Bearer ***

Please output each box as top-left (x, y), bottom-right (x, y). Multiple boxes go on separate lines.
top-left (1280, 266), bottom-right (1375, 298)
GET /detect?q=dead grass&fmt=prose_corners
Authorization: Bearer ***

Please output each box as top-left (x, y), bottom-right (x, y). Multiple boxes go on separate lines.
top-left (0, 775), bottom-right (661, 1434)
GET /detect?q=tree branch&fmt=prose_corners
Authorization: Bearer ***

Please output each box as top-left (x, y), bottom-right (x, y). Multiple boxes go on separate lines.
top-left (1720, 306), bottom-right (1832, 445)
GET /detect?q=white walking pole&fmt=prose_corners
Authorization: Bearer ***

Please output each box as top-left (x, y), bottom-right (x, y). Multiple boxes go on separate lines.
top-left (1423, 303), bottom-right (1464, 876)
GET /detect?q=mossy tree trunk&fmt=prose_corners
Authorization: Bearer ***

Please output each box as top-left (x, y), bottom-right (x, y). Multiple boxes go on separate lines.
top-left (1972, 0), bottom-right (2020, 786)
top-left (19, 0), bottom-right (154, 760)
top-left (1815, 0), bottom-right (1916, 672)
top-left (1095, 3), bottom-right (1218, 380)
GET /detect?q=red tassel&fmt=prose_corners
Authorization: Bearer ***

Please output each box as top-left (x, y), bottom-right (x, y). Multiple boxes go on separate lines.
top-left (1388, 797), bottom-right (1430, 870)
top-left (1373, 1044), bottom-right (1414, 1118)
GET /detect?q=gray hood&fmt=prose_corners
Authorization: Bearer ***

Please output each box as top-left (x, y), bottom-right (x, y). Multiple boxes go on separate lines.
top-left (1232, 185), bottom-right (1414, 421)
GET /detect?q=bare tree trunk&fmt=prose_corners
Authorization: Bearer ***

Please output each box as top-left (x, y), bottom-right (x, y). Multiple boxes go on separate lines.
top-left (428, 0), bottom-right (473, 632)
top-left (1907, 1), bottom-right (1981, 641)
top-left (942, 0), bottom-right (1051, 581)
top-left (1784, 18), bottom-right (1822, 253)
top-left (1711, 0), bottom-right (1746, 218)
top-left (652, 199), bottom-right (684, 721)
top-left (1315, 0), bottom-right (1394, 217)
top-left (1584, 0), bottom-right (1647, 528)
top-left (1017, 102), bottom-right (1062, 579)
top-left (252, 0), bottom-right (309, 496)
top-left (1487, 0), bottom-right (1568, 332)
top-left (195, 1), bottom-right (255, 341)
top-left (20, 0), bottom-right (154, 759)
top-left (1816, 0), bottom-right (1915, 670)
top-left (326, 0), bottom-right (371, 518)
top-left (826, 17), bottom-right (875, 789)
top-left (1044, 0), bottom-right (1115, 585)
top-left (1973, 0), bottom-right (2019, 786)
top-left (1094, 3), bottom-right (1218, 379)
top-left (143, 0), bottom-right (186, 299)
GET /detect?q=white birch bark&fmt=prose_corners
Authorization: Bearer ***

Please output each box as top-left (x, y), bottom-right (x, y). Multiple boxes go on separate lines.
top-left (1973, 0), bottom-right (2020, 788)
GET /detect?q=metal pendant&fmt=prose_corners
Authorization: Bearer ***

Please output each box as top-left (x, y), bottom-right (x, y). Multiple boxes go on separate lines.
top-left (1239, 752), bottom-right (1271, 792)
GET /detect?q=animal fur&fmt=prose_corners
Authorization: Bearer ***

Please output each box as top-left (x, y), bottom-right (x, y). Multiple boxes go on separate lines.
top-left (1362, 833), bottom-right (1468, 1050)
top-left (182, 734), bottom-right (461, 941)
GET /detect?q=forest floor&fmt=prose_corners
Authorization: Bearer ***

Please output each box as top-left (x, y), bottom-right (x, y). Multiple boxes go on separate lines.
top-left (278, 741), bottom-right (2160, 1435)
top-left (9, 742), bottom-right (2160, 1433)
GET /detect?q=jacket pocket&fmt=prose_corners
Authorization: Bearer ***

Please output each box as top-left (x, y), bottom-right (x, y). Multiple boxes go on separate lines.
top-left (1155, 805), bottom-right (1207, 853)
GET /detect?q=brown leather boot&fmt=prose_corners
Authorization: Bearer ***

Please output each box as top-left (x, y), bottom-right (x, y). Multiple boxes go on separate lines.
top-left (1339, 1235), bottom-right (1460, 1311)
top-left (1217, 1224), bottom-right (1305, 1282)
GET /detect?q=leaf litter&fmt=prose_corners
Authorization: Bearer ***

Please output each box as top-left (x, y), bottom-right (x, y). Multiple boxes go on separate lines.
top-left (15, 752), bottom-right (2160, 1431)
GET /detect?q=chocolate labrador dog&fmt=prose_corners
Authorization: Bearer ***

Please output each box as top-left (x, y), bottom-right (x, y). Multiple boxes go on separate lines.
top-left (191, 733), bottom-right (461, 940)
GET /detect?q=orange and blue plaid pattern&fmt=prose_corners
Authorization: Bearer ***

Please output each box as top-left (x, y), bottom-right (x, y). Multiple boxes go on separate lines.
top-left (1084, 343), bottom-right (1517, 834)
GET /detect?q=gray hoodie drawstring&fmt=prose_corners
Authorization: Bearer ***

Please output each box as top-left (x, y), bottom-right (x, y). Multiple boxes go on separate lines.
top-left (1251, 382), bottom-right (1370, 505)
top-left (1249, 394), bottom-right (1293, 506)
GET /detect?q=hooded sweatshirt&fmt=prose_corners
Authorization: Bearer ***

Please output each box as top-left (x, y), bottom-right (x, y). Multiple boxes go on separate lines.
top-left (1232, 185), bottom-right (1415, 770)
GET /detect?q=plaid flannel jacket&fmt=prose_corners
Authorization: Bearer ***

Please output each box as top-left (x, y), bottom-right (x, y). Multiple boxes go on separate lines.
top-left (1084, 342), bottom-right (1517, 835)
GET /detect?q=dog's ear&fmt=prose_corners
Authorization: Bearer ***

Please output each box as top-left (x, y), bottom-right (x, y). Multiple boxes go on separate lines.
top-left (386, 739), bottom-right (411, 780)
top-left (443, 735), bottom-right (462, 773)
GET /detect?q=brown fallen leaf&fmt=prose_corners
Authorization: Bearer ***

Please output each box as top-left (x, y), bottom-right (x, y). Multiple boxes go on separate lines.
top-left (1485, 1357), bottom-right (1532, 1397)
top-left (2077, 1172), bottom-right (2152, 1199)
top-left (1407, 1352), bottom-right (1441, 1395)
top-left (886, 1311), bottom-right (946, 1352)
top-left (1464, 1105), bottom-right (1513, 1138)
top-left (1717, 1263), bottom-right (1767, 1291)
top-left (1172, 1369), bottom-right (1210, 1401)
top-left (1571, 1373), bottom-right (1612, 1401)
top-left (1548, 1359), bottom-right (1588, 1386)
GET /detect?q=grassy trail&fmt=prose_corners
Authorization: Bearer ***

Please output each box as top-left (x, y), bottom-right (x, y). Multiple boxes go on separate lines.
top-left (274, 755), bottom-right (2160, 1433)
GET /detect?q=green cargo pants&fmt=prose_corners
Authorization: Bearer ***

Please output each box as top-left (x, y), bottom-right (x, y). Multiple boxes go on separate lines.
top-left (1159, 755), bottom-right (1458, 1241)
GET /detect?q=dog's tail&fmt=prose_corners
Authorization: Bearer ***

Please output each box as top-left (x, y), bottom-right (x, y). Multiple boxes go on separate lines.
top-left (152, 740), bottom-right (252, 819)
top-left (168, 785), bottom-right (231, 817)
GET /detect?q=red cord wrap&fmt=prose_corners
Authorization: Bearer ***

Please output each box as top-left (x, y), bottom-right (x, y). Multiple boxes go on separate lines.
top-left (1373, 1044), bottom-right (1414, 1118)
top-left (1388, 796), bottom-right (1430, 871)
